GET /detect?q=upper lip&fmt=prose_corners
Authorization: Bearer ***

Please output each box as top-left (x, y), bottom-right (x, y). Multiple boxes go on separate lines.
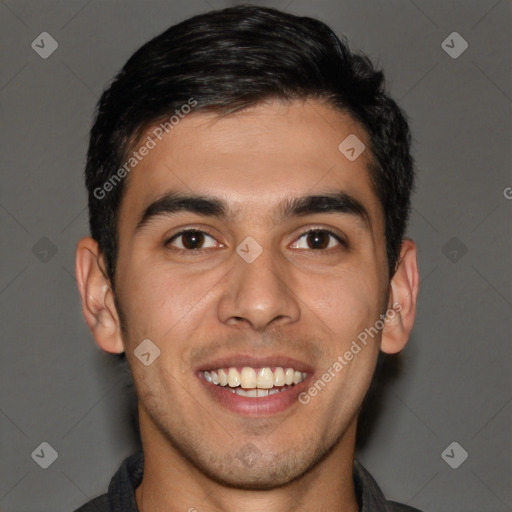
top-left (196, 353), bottom-right (314, 374)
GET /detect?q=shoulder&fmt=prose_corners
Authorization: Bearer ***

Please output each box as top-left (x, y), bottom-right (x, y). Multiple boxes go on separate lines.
top-left (353, 459), bottom-right (425, 512)
top-left (72, 450), bottom-right (143, 512)
top-left (73, 493), bottom-right (109, 511)
top-left (387, 501), bottom-right (424, 512)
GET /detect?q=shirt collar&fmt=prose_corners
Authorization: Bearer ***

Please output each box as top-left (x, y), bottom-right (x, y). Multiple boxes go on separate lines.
top-left (108, 451), bottom-right (394, 512)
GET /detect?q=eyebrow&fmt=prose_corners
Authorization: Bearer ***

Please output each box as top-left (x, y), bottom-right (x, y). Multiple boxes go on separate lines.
top-left (135, 190), bottom-right (371, 232)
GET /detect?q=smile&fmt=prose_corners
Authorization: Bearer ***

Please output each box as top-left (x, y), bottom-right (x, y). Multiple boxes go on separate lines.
top-left (202, 367), bottom-right (308, 397)
top-left (201, 366), bottom-right (307, 398)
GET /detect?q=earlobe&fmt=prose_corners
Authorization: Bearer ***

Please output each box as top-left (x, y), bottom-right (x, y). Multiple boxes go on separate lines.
top-left (75, 237), bottom-right (125, 354)
top-left (380, 238), bottom-right (420, 354)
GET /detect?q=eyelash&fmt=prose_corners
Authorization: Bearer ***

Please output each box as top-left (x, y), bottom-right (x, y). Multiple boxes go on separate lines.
top-left (164, 227), bottom-right (348, 254)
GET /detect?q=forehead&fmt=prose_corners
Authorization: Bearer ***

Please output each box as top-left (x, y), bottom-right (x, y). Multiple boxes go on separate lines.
top-left (119, 99), bottom-right (383, 231)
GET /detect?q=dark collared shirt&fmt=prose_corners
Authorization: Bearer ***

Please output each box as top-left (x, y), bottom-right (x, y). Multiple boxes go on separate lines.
top-left (74, 451), bottom-right (423, 512)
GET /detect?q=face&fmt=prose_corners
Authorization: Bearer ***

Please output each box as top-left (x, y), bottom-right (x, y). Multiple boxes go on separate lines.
top-left (113, 99), bottom-right (390, 489)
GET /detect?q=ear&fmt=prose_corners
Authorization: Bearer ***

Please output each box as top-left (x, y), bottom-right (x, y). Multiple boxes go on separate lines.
top-left (75, 236), bottom-right (125, 354)
top-left (380, 238), bottom-right (420, 354)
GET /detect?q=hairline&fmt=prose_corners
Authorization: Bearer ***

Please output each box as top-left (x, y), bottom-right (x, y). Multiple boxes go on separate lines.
top-left (107, 95), bottom-right (388, 290)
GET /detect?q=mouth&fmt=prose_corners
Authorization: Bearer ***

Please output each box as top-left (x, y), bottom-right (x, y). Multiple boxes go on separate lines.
top-left (202, 366), bottom-right (307, 396)
top-left (196, 357), bottom-right (313, 417)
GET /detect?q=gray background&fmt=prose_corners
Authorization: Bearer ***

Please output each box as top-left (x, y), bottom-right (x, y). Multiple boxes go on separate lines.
top-left (0, 0), bottom-right (511, 511)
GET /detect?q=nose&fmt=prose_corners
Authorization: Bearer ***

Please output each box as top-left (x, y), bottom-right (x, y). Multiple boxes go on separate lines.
top-left (217, 243), bottom-right (301, 331)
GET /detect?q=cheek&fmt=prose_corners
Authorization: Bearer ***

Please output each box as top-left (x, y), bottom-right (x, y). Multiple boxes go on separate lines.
top-left (301, 264), bottom-right (381, 339)
top-left (116, 258), bottom-right (223, 347)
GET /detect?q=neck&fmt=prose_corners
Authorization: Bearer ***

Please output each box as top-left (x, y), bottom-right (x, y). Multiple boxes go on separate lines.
top-left (135, 409), bottom-right (360, 512)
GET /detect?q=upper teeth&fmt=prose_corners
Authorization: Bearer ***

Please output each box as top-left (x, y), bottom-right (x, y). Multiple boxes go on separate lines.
top-left (203, 367), bottom-right (307, 389)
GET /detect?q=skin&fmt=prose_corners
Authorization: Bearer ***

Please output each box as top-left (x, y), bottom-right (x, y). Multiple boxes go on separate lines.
top-left (76, 98), bottom-right (419, 512)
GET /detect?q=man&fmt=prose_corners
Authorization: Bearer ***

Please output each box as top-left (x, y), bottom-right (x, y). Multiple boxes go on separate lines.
top-left (75, 5), bottom-right (420, 511)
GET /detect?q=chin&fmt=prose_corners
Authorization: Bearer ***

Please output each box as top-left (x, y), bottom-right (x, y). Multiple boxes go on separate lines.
top-left (203, 463), bottom-right (302, 491)
top-left (194, 442), bottom-right (325, 491)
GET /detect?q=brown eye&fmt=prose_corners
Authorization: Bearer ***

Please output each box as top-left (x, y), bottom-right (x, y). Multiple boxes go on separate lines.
top-left (182, 231), bottom-right (204, 249)
top-left (305, 230), bottom-right (330, 249)
top-left (290, 229), bottom-right (346, 250)
top-left (167, 230), bottom-right (218, 251)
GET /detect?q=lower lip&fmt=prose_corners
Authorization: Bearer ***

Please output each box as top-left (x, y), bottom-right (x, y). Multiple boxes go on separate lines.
top-left (197, 373), bottom-right (313, 417)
